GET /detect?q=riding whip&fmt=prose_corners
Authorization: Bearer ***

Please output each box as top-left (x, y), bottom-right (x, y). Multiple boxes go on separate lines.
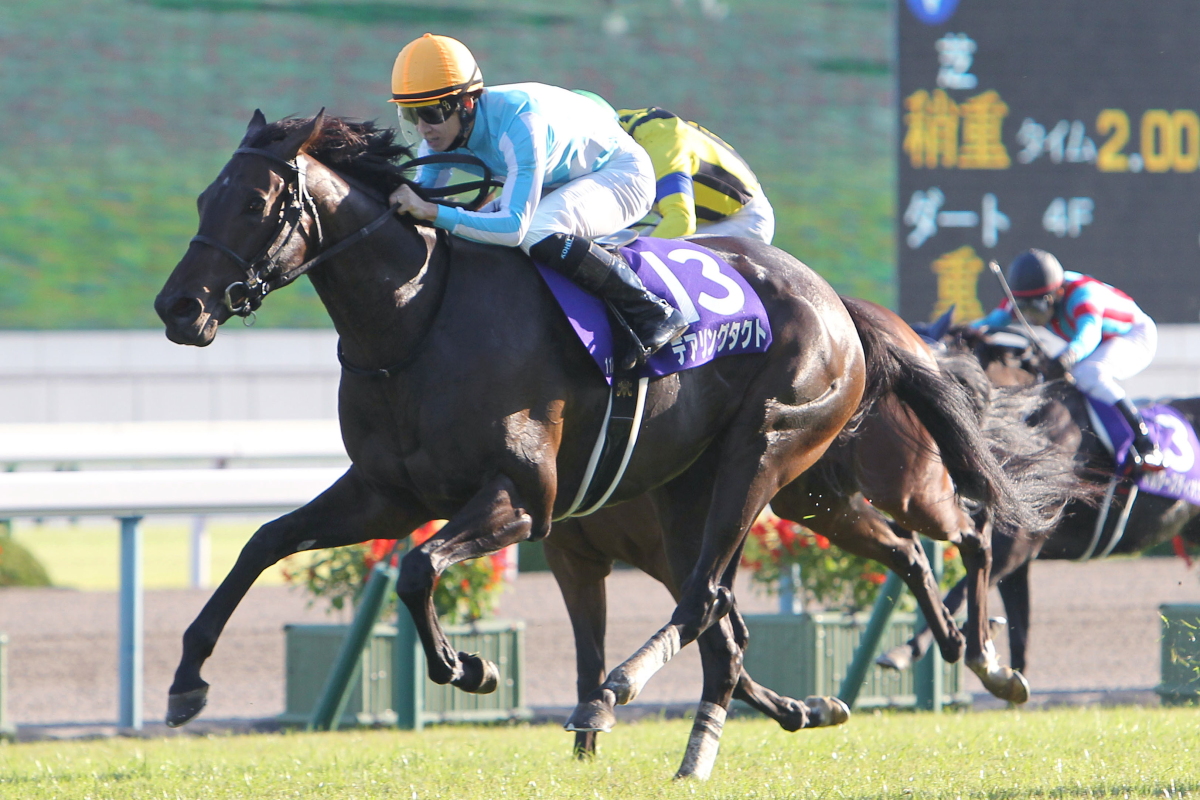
top-left (987, 260), bottom-right (1075, 385)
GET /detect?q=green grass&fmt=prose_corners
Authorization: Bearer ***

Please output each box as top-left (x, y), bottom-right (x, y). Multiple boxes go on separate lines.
top-left (11, 518), bottom-right (291, 591)
top-left (1, 707), bottom-right (1198, 798)
top-left (1, 0), bottom-right (895, 329)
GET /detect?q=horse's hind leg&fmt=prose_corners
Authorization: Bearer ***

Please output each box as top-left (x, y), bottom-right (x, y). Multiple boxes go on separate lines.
top-left (166, 468), bottom-right (428, 727)
top-left (567, 411), bottom-right (849, 744)
top-left (542, 528), bottom-right (613, 759)
top-left (396, 473), bottom-right (541, 692)
top-left (956, 518), bottom-right (1028, 703)
top-left (722, 603), bottom-right (847, 733)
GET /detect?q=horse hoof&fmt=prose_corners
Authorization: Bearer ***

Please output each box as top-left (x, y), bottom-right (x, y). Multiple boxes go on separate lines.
top-left (876, 646), bottom-right (912, 672)
top-left (997, 670), bottom-right (1031, 705)
top-left (452, 653), bottom-right (499, 694)
top-left (565, 690), bottom-right (617, 733)
top-left (804, 695), bottom-right (850, 728)
top-left (939, 637), bottom-right (966, 664)
top-left (968, 661), bottom-right (1031, 705)
top-left (776, 699), bottom-right (807, 733)
top-left (165, 685), bottom-right (208, 728)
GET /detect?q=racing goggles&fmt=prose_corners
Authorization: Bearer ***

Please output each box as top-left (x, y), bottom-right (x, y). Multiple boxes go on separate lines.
top-left (399, 98), bottom-right (460, 126)
top-left (1014, 294), bottom-right (1055, 317)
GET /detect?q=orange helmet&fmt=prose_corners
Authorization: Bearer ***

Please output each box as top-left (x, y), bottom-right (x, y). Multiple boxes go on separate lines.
top-left (390, 34), bottom-right (483, 106)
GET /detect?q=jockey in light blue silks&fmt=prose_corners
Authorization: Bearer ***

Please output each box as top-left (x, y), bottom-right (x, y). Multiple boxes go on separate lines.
top-left (972, 248), bottom-right (1164, 470)
top-left (385, 33), bottom-right (688, 370)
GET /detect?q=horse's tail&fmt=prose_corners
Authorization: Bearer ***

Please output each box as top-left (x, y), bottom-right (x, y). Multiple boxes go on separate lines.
top-left (842, 297), bottom-right (1030, 532)
top-left (936, 350), bottom-right (1092, 534)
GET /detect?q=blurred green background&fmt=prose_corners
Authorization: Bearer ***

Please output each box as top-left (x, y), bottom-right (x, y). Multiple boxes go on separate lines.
top-left (0, 0), bottom-right (895, 329)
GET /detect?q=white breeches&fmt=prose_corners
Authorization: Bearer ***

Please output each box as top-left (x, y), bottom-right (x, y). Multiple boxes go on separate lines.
top-left (518, 143), bottom-right (655, 253)
top-left (693, 191), bottom-right (776, 244)
top-left (1070, 315), bottom-right (1157, 404)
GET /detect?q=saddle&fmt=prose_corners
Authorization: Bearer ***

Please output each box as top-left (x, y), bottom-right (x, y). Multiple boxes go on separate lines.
top-left (1082, 396), bottom-right (1200, 499)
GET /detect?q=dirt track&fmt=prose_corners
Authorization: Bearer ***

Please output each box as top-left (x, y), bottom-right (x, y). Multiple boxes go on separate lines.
top-left (2, 556), bottom-right (1198, 735)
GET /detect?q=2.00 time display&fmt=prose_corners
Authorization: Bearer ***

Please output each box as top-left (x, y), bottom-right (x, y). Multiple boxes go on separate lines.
top-left (1095, 108), bottom-right (1200, 173)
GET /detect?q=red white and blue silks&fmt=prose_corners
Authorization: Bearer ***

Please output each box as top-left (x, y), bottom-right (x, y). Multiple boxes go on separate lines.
top-left (535, 237), bottom-right (772, 383)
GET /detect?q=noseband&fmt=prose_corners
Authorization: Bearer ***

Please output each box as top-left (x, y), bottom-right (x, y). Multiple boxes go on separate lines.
top-left (189, 146), bottom-right (496, 318)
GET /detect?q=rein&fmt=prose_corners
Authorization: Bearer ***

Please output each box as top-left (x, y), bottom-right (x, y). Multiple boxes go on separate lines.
top-left (189, 146), bottom-right (497, 318)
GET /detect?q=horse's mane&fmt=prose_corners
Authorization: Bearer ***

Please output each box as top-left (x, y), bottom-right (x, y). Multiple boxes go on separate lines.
top-left (247, 115), bottom-right (415, 196)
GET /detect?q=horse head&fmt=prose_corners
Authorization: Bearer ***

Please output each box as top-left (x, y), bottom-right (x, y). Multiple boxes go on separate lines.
top-left (941, 325), bottom-right (1045, 388)
top-left (155, 110), bottom-right (326, 345)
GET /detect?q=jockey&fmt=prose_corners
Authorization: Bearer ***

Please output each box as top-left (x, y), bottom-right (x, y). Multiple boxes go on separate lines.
top-left (616, 107), bottom-right (775, 243)
top-left (973, 248), bottom-right (1163, 470)
top-left (387, 34), bottom-right (688, 369)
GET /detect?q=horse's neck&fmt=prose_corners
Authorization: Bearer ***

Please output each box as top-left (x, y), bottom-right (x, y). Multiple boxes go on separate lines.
top-left (304, 163), bottom-right (444, 369)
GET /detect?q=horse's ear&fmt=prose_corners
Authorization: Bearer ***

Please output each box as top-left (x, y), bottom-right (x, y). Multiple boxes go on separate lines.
top-left (240, 109), bottom-right (269, 146)
top-left (928, 305), bottom-right (955, 342)
top-left (279, 108), bottom-right (326, 160)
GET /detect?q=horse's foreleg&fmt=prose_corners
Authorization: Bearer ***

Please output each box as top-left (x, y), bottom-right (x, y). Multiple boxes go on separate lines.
top-left (997, 559), bottom-right (1031, 674)
top-left (878, 576), bottom-right (969, 671)
top-left (396, 473), bottom-right (537, 693)
top-left (959, 519), bottom-right (1029, 704)
top-left (166, 468), bottom-right (426, 727)
top-left (776, 485), bottom-right (966, 665)
top-left (675, 551), bottom-right (745, 781)
top-left (722, 603), bottom-right (807, 732)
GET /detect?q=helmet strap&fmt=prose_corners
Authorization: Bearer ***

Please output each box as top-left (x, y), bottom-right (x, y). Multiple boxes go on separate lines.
top-left (447, 94), bottom-right (479, 151)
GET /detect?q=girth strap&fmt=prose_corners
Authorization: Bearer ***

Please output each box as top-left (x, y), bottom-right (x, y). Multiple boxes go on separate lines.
top-left (555, 375), bottom-right (650, 520)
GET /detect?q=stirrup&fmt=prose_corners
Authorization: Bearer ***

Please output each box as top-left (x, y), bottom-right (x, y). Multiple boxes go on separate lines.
top-left (606, 301), bottom-right (650, 373)
top-left (1138, 447), bottom-right (1166, 472)
top-left (1125, 445), bottom-right (1165, 474)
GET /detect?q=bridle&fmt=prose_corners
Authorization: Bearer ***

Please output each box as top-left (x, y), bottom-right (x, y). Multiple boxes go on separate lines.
top-left (189, 146), bottom-right (497, 319)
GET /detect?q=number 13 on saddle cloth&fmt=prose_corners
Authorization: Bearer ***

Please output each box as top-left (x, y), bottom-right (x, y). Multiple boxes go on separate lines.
top-left (534, 236), bottom-right (772, 382)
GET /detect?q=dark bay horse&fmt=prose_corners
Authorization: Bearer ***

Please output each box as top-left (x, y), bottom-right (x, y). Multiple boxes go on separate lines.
top-left (153, 112), bottom-right (1030, 777)
top-left (881, 326), bottom-right (1200, 676)
top-left (548, 300), bottom-right (1077, 761)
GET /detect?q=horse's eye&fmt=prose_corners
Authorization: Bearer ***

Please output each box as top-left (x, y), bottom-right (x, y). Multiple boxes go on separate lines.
top-left (246, 197), bottom-right (266, 214)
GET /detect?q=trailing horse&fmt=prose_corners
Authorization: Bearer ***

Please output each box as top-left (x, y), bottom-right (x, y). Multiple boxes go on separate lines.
top-left (549, 299), bottom-right (1080, 761)
top-left (154, 112), bottom-right (1032, 777)
top-left (881, 325), bottom-right (1196, 676)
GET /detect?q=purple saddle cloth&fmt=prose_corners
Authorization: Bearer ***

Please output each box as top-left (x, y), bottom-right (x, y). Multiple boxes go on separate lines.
top-left (535, 237), bottom-right (772, 384)
top-left (1087, 397), bottom-right (1200, 504)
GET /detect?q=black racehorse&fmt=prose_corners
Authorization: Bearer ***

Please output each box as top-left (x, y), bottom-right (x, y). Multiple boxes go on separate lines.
top-left (881, 324), bottom-right (1200, 676)
top-left (153, 112), bottom-right (1035, 777)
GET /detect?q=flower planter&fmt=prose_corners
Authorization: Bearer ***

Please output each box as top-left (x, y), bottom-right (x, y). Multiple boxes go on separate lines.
top-left (740, 612), bottom-right (971, 709)
top-left (1158, 604), bottom-right (1200, 705)
top-left (280, 619), bottom-right (529, 728)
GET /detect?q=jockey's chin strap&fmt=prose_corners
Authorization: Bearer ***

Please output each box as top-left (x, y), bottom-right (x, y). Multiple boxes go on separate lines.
top-left (189, 147), bottom-right (497, 318)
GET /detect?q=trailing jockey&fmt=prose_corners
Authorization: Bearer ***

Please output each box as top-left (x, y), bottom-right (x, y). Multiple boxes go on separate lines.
top-left (386, 33), bottom-right (689, 369)
top-left (616, 107), bottom-right (775, 244)
top-left (972, 248), bottom-right (1164, 471)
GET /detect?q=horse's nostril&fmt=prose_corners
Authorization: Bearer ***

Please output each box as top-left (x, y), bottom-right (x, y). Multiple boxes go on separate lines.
top-left (168, 296), bottom-right (200, 321)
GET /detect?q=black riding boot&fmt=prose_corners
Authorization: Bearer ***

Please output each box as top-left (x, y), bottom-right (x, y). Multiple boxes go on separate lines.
top-left (1115, 397), bottom-right (1164, 471)
top-left (531, 233), bottom-right (690, 370)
